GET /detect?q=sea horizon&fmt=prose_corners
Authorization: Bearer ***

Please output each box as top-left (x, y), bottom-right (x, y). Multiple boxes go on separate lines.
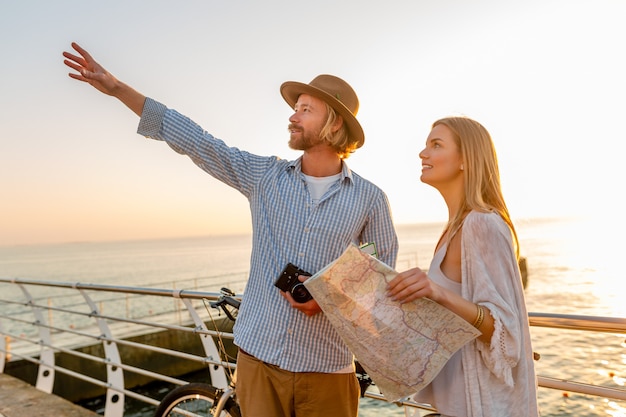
top-left (0, 215), bottom-right (583, 249)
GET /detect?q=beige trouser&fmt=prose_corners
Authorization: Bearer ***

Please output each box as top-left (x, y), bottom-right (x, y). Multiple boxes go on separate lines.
top-left (235, 350), bottom-right (360, 417)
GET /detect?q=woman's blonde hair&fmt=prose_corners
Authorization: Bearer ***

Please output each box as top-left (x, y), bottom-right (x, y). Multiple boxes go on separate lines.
top-left (320, 103), bottom-right (358, 159)
top-left (433, 117), bottom-right (519, 258)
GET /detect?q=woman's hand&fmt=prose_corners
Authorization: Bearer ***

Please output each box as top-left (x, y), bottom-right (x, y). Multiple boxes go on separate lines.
top-left (386, 267), bottom-right (442, 304)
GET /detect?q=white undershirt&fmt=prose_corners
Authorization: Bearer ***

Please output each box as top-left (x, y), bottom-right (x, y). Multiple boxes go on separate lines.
top-left (303, 173), bottom-right (341, 203)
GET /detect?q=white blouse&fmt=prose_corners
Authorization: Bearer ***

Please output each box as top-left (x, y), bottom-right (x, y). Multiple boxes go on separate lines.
top-left (414, 211), bottom-right (540, 417)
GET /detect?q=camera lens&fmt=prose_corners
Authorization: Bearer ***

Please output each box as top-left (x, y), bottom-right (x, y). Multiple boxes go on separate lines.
top-left (291, 283), bottom-right (312, 303)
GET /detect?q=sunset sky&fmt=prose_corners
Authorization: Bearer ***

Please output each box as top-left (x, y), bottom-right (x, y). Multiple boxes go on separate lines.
top-left (1, 0), bottom-right (624, 246)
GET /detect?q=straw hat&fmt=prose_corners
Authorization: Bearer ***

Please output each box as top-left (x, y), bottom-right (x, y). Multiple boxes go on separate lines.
top-left (280, 74), bottom-right (364, 148)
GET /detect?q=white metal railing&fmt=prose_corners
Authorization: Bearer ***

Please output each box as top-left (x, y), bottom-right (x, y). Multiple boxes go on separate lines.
top-left (0, 277), bottom-right (248, 417)
top-left (1, 277), bottom-right (625, 417)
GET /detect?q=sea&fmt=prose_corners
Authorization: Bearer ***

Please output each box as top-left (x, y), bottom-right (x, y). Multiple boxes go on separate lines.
top-left (1, 216), bottom-right (625, 417)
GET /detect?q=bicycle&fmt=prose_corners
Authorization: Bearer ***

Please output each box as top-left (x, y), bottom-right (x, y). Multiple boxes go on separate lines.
top-left (152, 288), bottom-right (405, 417)
top-left (153, 287), bottom-right (242, 417)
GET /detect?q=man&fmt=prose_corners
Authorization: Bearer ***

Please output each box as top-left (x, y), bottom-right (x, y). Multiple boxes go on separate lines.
top-left (63, 42), bottom-right (398, 417)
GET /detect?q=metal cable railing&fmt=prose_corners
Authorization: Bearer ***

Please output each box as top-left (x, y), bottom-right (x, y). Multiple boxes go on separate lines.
top-left (1, 277), bottom-right (625, 417)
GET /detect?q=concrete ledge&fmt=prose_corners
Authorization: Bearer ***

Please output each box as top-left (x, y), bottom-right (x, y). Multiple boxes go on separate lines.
top-left (0, 373), bottom-right (99, 417)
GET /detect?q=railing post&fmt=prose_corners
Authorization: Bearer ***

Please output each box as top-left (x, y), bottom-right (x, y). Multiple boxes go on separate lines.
top-left (178, 296), bottom-right (229, 389)
top-left (18, 284), bottom-right (55, 394)
top-left (0, 330), bottom-right (7, 373)
top-left (79, 289), bottom-right (125, 417)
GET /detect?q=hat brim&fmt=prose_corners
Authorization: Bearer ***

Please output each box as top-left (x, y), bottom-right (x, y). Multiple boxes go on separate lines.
top-left (280, 81), bottom-right (365, 148)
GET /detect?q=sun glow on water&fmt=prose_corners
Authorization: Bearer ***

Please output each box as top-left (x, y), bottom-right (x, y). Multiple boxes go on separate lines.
top-left (519, 216), bottom-right (626, 318)
top-left (564, 217), bottom-right (626, 318)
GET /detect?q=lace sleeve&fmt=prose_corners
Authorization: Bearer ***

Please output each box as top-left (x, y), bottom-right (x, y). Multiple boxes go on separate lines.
top-left (461, 211), bottom-right (526, 386)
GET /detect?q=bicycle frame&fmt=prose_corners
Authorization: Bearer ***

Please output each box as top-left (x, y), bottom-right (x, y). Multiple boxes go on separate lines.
top-left (213, 387), bottom-right (235, 415)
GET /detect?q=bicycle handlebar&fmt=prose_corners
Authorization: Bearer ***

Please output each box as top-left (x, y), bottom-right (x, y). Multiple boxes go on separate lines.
top-left (209, 288), bottom-right (241, 321)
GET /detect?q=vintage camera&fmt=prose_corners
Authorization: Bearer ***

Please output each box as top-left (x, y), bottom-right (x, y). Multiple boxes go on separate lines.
top-left (274, 263), bottom-right (313, 303)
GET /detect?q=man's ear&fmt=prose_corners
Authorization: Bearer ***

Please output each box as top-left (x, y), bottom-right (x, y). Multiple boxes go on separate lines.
top-left (331, 115), bottom-right (344, 133)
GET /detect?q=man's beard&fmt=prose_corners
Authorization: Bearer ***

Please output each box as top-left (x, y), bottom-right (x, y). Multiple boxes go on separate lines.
top-left (288, 123), bottom-right (322, 151)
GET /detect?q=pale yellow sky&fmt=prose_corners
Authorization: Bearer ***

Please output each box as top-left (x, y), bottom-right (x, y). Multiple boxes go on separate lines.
top-left (1, 0), bottom-right (624, 246)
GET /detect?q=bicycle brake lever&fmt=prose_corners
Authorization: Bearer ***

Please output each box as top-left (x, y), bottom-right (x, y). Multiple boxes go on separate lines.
top-left (220, 287), bottom-right (236, 297)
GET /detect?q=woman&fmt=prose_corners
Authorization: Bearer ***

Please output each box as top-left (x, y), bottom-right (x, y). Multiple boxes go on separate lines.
top-left (387, 117), bottom-right (540, 416)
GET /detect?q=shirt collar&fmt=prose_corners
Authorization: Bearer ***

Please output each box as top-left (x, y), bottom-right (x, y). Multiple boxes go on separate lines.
top-left (288, 157), bottom-right (354, 185)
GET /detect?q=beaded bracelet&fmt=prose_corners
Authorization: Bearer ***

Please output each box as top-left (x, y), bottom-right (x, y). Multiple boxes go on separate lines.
top-left (472, 304), bottom-right (485, 329)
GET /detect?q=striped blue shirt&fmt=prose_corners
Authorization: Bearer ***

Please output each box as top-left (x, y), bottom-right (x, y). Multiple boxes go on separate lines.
top-left (137, 98), bottom-right (399, 373)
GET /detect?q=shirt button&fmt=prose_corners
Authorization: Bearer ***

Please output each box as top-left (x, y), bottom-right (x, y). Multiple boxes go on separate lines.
top-left (287, 328), bottom-right (293, 334)
top-left (298, 253), bottom-right (304, 258)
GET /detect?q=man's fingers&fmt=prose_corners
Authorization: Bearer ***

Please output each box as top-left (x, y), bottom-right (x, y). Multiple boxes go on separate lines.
top-left (71, 42), bottom-right (92, 60)
top-left (63, 59), bottom-right (83, 72)
top-left (68, 73), bottom-right (86, 82)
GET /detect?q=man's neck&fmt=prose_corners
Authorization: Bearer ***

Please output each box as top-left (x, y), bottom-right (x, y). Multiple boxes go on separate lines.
top-left (300, 148), bottom-right (342, 177)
